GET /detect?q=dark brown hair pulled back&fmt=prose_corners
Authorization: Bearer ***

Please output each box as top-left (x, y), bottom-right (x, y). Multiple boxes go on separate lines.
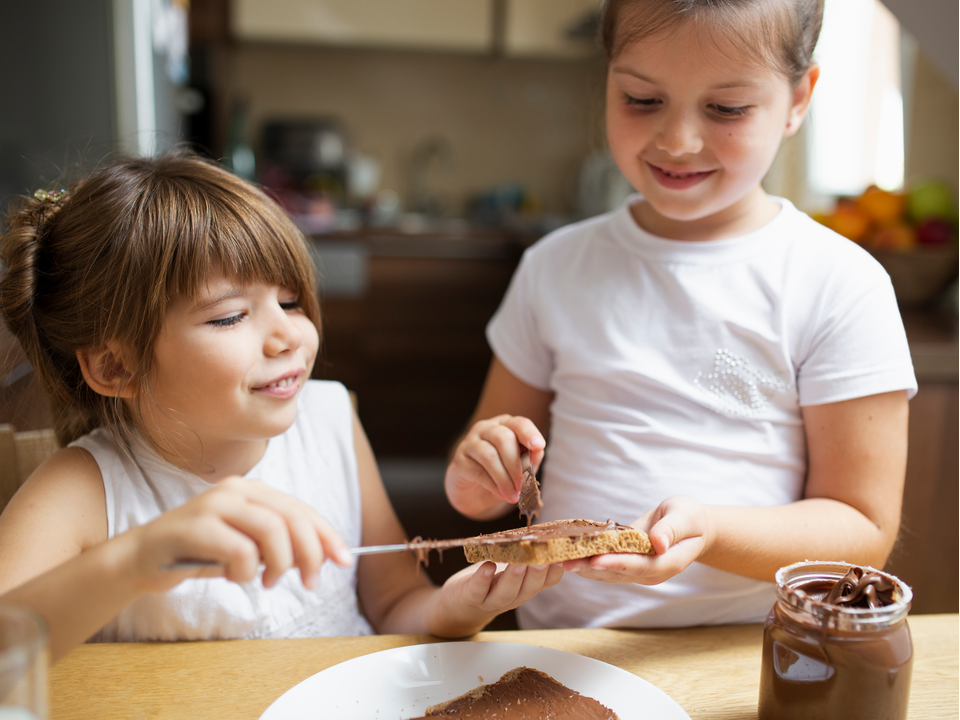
top-left (0, 151), bottom-right (321, 446)
top-left (601, 0), bottom-right (824, 85)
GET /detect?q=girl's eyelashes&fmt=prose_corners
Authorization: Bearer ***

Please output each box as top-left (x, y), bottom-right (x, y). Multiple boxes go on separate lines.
top-left (710, 104), bottom-right (750, 118)
top-left (207, 313), bottom-right (244, 328)
top-left (623, 94), bottom-right (750, 119)
top-left (202, 292), bottom-right (300, 327)
top-left (624, 94), bottom-right (661, 108)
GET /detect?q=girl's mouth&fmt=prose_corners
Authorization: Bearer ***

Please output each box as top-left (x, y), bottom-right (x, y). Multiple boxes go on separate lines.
top-left (647, 162), bottom-right (715, 190)
top-left (253, 373), bottom-right (302, 399)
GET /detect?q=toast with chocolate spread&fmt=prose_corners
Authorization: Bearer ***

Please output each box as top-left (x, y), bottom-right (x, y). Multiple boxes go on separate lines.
top-left (416, 666), bottom-right (620, 719)
top-left (461, 519), bottom-right (653, 566)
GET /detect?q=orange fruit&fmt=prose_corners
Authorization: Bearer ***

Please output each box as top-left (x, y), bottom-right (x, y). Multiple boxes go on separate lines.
top-left (856, 186), bottom-right (907, 226)
top-left (827, 203), bottom-right (871, 242)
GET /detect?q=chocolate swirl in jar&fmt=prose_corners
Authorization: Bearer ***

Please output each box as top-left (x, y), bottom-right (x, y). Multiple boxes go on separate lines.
top-left (758, 561), bottom-right (913, 720)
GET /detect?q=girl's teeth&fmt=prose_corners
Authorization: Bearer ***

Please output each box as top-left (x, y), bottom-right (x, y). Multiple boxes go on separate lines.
top-left (266, 378), bottom-right (293, 389)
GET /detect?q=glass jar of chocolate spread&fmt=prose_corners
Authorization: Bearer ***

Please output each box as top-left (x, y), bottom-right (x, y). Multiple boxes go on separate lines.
top-left (758, 560), bottom-right (913, 720)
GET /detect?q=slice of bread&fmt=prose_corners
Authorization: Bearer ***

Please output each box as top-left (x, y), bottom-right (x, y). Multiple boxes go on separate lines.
top-left (462, 519), bottom-right (652, 566)
top-left (419, 666), bottom-right (620, 719)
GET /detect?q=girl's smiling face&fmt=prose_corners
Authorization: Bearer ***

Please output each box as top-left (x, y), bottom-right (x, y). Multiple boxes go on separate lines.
top-left (606, 20), bottom-right (817, 240)
top-left (141, 273), bottom-right (320, 474)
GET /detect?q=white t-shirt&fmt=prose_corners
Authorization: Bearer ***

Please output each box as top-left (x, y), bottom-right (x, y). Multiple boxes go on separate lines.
top-left (487, 196), bottom-right (917, 629)
top-left (72, 381), bottom-right (374, 642)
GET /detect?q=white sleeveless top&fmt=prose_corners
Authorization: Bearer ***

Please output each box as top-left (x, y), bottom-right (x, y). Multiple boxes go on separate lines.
top-left (71, 381), bottom-right (374, 641)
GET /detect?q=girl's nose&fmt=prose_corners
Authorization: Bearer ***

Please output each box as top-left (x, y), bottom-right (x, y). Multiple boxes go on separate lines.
top-left (655, 110), bottom-right (704, 156)
top-left (264, 308), bottom-right (304, 356)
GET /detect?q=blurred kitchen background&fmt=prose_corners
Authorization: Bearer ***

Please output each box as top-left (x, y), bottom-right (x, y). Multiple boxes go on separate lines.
top-left (0, 1), bottom-right (957, 619)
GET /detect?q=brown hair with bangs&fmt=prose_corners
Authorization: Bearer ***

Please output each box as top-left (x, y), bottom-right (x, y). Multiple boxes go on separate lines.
top-left (601, 0), bottom-right (823, 86)
top-left (0, 150), bottom-right (321, 447)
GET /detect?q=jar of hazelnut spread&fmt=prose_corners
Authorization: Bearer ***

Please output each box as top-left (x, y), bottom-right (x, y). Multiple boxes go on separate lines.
top-left (758, 561), bottom-right (913, 720)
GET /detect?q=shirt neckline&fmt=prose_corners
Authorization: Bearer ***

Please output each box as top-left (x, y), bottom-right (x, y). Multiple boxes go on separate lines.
top-left (610, 194), bottom-right (795, 263)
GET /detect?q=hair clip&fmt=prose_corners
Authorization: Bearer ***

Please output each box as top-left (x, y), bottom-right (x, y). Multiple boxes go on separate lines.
top-left (33, 188), bottom-right (65, 203)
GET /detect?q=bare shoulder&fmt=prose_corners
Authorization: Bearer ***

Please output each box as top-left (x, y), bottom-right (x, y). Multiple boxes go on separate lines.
top-left (0, 446), bottom-right (107, 588)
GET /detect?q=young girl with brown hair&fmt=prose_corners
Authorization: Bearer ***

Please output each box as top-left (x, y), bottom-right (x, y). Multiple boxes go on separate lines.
top-left (445, 0), bottom-right (917, 629)
top-left (0, 152), bottom-right (561, 661)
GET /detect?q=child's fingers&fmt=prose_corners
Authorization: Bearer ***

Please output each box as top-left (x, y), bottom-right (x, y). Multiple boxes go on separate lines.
top-left (226, 479), bottom-right (352, 576)
top-left (215, 500), bottom-right (295, 588)
top-left (480, 564), bottom-right (560, 609)
top-left (464, 435), bottom-right (521, 503)
top-left (473, 419), bottom-right (542, 502)
top-left (499, 416), bottom-right (546, 471)
top-left (646, 495), bottom-right (707, 556)
top-left (561, 554), bottom-right (640, 582)
top-left (158, 515), bottom-right (262, 584)
top-left (481, 563), bottom-right (531, 607)
top-left (308, 513), bottom-right (353, 568)
top-left (459, 562), bottom-right (498, 605)
top-left (562, 540), bottom-right (704, 586)
top-left (509, 564), bottom-right (560, 605)
top-left (455, 455), bottom-right (512, 505)
top-left (201, 523), bottom-right (263, 584)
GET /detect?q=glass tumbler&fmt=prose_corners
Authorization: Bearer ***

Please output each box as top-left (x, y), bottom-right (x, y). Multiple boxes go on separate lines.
top-left (0, 605), bottom-right (48, 720)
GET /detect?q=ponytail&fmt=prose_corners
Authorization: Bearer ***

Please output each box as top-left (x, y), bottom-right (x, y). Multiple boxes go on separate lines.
top-left (0, 187), bottom-right (101, 445)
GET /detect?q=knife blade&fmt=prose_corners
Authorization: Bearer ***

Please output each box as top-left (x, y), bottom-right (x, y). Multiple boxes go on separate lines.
top-left (160, 542), bottom-right (450, 571)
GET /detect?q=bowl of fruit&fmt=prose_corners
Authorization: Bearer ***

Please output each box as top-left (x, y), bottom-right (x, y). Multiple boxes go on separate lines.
top-left (813, 181), bottom-right (958, 308)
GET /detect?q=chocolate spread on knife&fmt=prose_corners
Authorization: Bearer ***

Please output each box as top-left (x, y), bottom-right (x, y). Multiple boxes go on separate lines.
top-left (758, 563), bottom-right (913, 720)
top-left (409, 667), bottom-right (619, 719)
top-left (517, 467), bottom-right (542, 528)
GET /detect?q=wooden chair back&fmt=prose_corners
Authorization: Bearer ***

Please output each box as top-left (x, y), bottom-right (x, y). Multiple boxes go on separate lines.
top-left (0, 425), bottom-right (60, 513)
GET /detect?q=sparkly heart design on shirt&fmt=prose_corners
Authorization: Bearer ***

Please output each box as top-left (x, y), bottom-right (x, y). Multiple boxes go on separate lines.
top-left (693, 348), bottom-right (793, 417)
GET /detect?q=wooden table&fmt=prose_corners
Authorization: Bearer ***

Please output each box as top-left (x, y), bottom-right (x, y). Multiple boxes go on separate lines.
top-left (49, 614), bottom-right (958, 719)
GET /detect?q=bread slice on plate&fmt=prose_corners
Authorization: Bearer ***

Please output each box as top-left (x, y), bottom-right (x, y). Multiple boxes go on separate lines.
top-left (416, 666), bottom-right (620, 719)
top-left (462, 519), bottom-right (652, 566)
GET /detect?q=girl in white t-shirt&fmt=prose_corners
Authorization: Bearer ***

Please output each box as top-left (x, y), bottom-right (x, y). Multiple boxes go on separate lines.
top-left (445, 0), bottom-right (917, 629)
top-left (0, 152), bottom-right (561, 661)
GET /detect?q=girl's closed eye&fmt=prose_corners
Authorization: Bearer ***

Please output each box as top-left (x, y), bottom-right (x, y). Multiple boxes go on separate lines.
top-left (280, 299), bottom-right (302, 311)
top-left (709, 103), bottom-right (750, 118)
top-left (624, 94), bottom-right (661, 109)
top-left (207, 313), bottom-right (245, 328)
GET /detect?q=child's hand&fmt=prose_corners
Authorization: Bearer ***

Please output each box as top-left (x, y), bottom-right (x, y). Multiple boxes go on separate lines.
top-left (125, 477), bottom-right (353, 594)
top-left (434, 561), bottom-right (563, 636)
top-left (560, 496), bottom-right (713, 585)
top-left (445, 414), bottom-right (545, 519)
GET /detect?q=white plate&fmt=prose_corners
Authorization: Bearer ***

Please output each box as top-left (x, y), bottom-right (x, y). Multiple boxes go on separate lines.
top-left (259, 641), bottom-right (691, 719)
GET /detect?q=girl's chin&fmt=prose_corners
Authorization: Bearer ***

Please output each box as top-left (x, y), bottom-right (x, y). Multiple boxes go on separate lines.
top-left (634, 196), bottom-right (726, 225)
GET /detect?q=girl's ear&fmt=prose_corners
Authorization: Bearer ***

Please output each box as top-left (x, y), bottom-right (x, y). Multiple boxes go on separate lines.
top-left (77, 342), bottom-right (137, 398)
top-left (785, 64), bottom-right (820, 138)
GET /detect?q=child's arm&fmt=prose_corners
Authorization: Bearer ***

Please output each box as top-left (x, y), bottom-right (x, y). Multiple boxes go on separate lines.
top-left (561, 390), bottom-right (909, 584)
top-left (0, 450), bottom-right (351, 662)
top-left (352, 412), bottom-right (562, 637)
top-left (444, 358), bottom-right (553, 521)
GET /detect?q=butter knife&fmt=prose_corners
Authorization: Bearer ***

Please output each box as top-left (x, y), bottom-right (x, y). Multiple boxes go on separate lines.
top-left (160, 543), bottom-right (450, 571)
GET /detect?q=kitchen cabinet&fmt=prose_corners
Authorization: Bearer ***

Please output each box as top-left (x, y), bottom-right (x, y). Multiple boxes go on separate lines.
top-left (884, 313), bottom-right (959, 614)
top-left (504, 0), bottom-right (601, 58)
top-left (883, 378), bottom-right (958, 614)
top-left (231, 0), bottom-right (604, 59)
top-left (232, 0), bottom-right (493, 52)
top-left (310, 231), bottom-right (527, 457)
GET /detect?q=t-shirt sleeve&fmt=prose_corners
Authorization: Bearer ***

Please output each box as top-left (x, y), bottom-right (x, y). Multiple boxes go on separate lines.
top-left (486, 248), bottom-right (554, 390)
top-left (797, 257), bottom-right (917, 406)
